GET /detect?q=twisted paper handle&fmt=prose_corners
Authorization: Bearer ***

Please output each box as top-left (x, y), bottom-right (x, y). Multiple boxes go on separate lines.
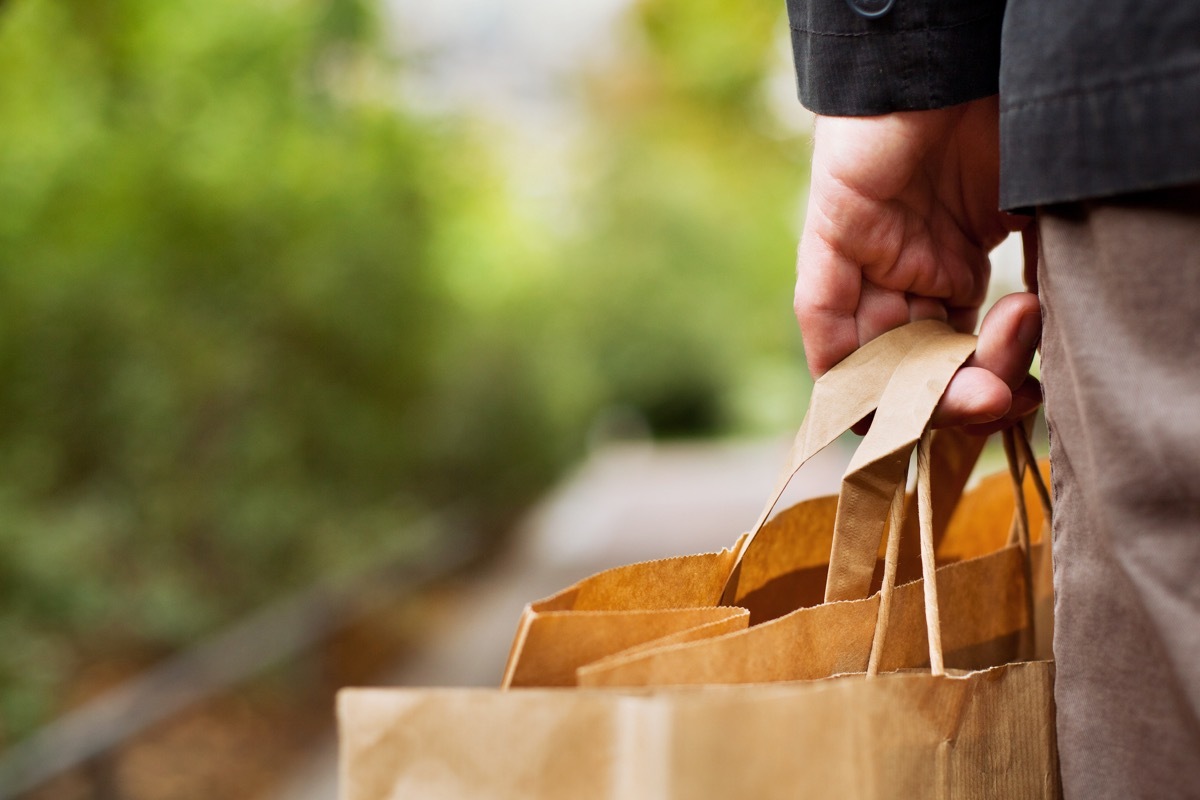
top-left (866, 428), bottom-right (944, 676)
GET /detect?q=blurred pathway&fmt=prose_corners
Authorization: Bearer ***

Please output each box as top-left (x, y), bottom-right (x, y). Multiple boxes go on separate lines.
top-left (269, 436), bottom-right (852, 800)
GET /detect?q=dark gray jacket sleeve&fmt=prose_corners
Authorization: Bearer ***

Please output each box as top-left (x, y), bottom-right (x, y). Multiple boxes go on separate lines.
top-left (788, 0), bottom-right (1007, 116)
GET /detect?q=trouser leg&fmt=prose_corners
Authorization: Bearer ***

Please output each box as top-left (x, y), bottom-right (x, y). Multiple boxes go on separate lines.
top-left (1038, 185), bottom-right (1200, 799)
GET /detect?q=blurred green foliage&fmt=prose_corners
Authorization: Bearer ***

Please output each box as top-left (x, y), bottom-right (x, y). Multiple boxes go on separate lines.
top-left (0, 0), bottom-right (809, 739)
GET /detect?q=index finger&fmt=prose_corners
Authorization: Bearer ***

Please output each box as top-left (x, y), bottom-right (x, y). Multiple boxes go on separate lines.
top-left (793, 231), bottom-right (864, 378)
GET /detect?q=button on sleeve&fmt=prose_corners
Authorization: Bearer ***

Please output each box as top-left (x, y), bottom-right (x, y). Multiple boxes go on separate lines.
top-left (845, 0), bottom-right (896, 20)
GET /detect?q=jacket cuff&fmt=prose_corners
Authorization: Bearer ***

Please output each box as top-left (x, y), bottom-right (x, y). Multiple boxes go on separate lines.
top-left (787, 0), bottom-right (1006, 116)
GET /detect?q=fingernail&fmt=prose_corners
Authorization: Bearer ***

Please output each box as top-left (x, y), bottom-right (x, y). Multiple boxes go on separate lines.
top-left (1017, 311), bottom-right (1041, 349)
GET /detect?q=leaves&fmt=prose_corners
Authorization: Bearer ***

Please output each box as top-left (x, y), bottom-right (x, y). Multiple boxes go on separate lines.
top-left (0, 0), bottom-right (807, 741)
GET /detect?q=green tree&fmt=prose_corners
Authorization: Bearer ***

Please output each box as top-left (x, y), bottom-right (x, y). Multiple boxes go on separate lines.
top-left (0, 0), bottom-right (808, 741)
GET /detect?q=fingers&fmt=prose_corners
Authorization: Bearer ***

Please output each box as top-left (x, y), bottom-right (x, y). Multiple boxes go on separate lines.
top-left (794, 233), bottom-right (865, 378)
top-left (796, 232), bottom-right (962, 379)
top-left (932, 292), bottom-right (1041, 427)
top-left (962, 377), bottom-right (1042, 436)
top-left (966, 291), bottom-right (1040, 389)
top-left (945, 305), bottom-right (980, 336)
top-left (855, 282), bottom-right (915, 346)
top-left (906, 295), bottom-right (949, 325)
top-left (934, 366), bottom-right (1013, 426)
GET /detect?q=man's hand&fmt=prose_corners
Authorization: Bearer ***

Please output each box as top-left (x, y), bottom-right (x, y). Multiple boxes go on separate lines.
top-left (795, 97), bottom-right (1041, 431)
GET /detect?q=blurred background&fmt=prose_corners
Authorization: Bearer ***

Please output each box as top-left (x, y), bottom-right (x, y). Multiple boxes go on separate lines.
top-left (0, 0), bottom-right (1024, 797)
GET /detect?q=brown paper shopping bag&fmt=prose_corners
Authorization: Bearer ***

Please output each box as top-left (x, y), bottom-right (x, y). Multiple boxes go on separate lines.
top-left (341, 663), bottom-right (1058, 800)
top-left (573, 332), bottom-right (1052, 689)
top-left (503, 321), bottom-right (1005, 689)
top-left (339, 360), bottom-right (1061, 798)
top-left (724, 426), bottom-right (985, 625)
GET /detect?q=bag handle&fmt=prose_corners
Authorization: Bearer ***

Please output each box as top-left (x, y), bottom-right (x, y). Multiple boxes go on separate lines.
top-left (1004, 420), bottom-right (1053, 658)
top-left (823, 327), bottom-right (977, 602)
top-left (1005, 420), bottom-right (1053, 541)
top-left (1003, 416), bottom-right (1052, 550)
top-left (868, 420), bottom-right (1053, 676)
top-left (1003, 425), bottom-right (1036, 657)
top-left (728, 319), bottom-right (955, 566)
top-left (866, 460), bottom-right (909, 676)
top-left (866, 428), bottom-right (945, 674)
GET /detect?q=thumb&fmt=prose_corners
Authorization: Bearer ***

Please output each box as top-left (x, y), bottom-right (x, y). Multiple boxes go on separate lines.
top-left (932, 292), bottom-right (1041, 427)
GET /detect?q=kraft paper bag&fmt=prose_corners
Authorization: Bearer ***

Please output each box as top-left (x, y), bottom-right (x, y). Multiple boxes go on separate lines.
top-left (518, 326), bottom-right (1051, 690)
top-left (504, 322), bottom-right (994, 688)
top-left (718, 425), bottom-right (988, 626)
top-left (575, 346), bottom-right (1052, 688)
top-left (577, 432), bottom-right (1054, 689)
top-left (338, 321), bottom-right (1061, 799)
top-left (340, 662), bottom-right (1059, 800)
top-left (504, 428), bottom-right (990, 688)
top-left (575, 542), bottom-right (1037, 688)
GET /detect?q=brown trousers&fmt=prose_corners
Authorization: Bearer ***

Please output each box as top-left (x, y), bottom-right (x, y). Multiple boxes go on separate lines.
top-left (1039, 186), bottom-right (1200, 799)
